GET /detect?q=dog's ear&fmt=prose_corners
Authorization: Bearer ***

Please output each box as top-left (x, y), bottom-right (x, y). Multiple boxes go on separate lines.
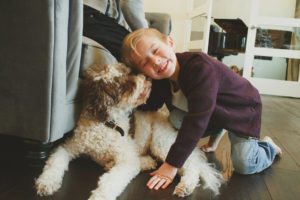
top-left (83, 64), bottom-right (107, 80)
top-left (83, 63), bottom-right (130, 82)
top-left (82, 63), bottom-right (138, 120)
top-left (83, 79), bottom-right (118, 121)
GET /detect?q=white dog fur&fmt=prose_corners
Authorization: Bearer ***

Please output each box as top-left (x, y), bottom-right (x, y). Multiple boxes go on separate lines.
top-left (35, 63), bottom-right (154, 200)
top-left (35, 63), bottom-right (224, 200)
top-left (133, 109), bottom-right (224, 197)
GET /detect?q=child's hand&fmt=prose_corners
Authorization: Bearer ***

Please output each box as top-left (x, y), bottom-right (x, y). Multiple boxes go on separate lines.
top-left (147, 162), bottom-right (178, 190)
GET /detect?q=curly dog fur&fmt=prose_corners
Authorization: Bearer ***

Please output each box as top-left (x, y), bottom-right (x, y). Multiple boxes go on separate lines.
top-left (35, 63), bottom-right (154, 200)
top-left (35, 63), bottom-right (224, 199)
top-left (133, 109), bottom-right (224, 197)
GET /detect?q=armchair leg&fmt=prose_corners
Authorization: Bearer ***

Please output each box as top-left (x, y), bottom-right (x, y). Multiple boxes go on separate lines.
top-left (23, 140), bottom-right (53, 167)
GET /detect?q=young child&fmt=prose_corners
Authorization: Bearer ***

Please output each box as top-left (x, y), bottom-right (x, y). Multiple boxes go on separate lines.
top-left (121, 28), bottom-right (282, 191)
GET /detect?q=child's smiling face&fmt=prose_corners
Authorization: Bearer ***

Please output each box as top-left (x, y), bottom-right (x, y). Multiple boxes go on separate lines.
top-left (130, 35), bottom-right (178, 80)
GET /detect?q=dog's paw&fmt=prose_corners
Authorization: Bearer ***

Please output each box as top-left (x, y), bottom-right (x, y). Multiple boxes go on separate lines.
top-left (88, 190), bottom-right (113, 200)
top-left (173, 181), bottom-right (196, 197)
top-left (140, 156), bottom-right (157, 171)
top-left (35, 176), bottom-right (62, 196)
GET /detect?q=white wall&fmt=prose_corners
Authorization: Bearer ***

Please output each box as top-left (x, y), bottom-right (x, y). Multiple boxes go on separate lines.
top-left (212, 0), bottom-right (296, 26)
top-left (212, 0), bottom-right (251, 25)
top-left (258, 0), bottom-right (296, 18)
top-left (144, 0), bottom-right (189, 51)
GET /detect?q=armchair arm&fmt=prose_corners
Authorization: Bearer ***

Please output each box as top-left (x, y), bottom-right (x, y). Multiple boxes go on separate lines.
top-left (0, 0), bottom-right (83, 142)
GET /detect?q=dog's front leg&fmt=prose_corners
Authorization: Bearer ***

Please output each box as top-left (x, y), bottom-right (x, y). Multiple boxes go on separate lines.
top-left (133, 111), bottom-right (155, 155)
top-left (133, 111), bottom-right (158, 171)
top-left (35, 137), bottom-right (81, 196)
top-left (139, 155), bottom-right (157, 171)
top-left (88, 150), bottom-right (140, 200)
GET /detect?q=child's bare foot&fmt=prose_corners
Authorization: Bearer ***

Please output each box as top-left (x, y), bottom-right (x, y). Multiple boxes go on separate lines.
top-left (201, 143), bottom-right (218, 152)
top-left (200, 130), bottom-right (226, 152)
top-left (262, 136), bottom-right (282, 157)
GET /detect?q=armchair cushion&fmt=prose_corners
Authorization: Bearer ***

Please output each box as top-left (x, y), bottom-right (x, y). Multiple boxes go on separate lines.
top-left (80, 37), bottom-right (117, 78)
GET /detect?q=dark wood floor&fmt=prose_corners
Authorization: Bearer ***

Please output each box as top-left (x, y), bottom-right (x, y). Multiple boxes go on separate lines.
top-left (0, 95), bottom-right (300, 200)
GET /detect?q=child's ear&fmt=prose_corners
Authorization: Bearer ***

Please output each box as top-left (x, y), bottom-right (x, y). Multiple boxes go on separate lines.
top-left (167, 36), bottom-right (176, 50)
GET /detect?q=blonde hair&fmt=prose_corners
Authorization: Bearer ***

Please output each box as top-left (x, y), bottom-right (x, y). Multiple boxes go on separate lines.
top-left (121, 28), bottom-right (167, 69)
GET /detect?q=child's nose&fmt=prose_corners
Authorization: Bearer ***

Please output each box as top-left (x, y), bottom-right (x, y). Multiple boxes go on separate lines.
top-left (150, 55), bottom-right (161, 67)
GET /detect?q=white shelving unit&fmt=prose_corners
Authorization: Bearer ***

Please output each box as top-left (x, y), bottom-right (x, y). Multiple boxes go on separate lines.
top-left (185, 0), bottom-right (213, 53)
top-left (243, 0), bottom-right (300, 97)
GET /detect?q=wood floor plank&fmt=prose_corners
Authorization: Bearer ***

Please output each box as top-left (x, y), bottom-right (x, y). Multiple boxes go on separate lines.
top-left (265, 96), bottom-right (300, 118)
top-left (263, 168), bottom-right (300, 200)
top-left (119, 173), bottom-right (212, 200)
top-left (270, 130), bottom-right (300, 168)
top-left (261, 96), bottom-right (300, 131)
top-left (216, 173), bottom-right (272, 200)
top-left (260, 124), bottom-right (300, 171)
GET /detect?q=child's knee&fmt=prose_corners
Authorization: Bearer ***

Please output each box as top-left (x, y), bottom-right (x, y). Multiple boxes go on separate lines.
top-left (231, 156), bottom-right (256, 174)
top-left (231, 142), bottom-right (258, 174)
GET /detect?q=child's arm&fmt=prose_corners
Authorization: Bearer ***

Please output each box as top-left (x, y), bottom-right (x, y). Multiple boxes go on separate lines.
top-left (137, 79), bottom-right (170, 111)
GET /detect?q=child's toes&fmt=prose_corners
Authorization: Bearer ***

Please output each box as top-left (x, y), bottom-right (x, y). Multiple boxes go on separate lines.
top-left (262, 136), bottom-right (282, 157)
top-left (200, 144), bottom-right (216, 152)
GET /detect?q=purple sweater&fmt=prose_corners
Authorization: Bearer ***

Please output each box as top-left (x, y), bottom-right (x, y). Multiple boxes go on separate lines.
top-left (140, 52), bottom-right (262, 168)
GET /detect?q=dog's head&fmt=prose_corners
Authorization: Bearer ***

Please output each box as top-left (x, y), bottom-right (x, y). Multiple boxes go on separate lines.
top-left (83, 63), bottom-right (151, 121)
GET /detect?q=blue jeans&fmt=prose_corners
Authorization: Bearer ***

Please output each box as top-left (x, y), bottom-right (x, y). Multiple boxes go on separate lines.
top-left (169, 108), bottom-right (277, 174)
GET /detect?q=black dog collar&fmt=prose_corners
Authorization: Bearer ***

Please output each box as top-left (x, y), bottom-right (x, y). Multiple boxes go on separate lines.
top-left (104, 120), bottom-right (124, 136)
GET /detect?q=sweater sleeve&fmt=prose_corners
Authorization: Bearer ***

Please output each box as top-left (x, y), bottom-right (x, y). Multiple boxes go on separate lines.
top-left (137, 79), bottom-right (171, 111)
top-left (166, 53), bottom-right (220, 168)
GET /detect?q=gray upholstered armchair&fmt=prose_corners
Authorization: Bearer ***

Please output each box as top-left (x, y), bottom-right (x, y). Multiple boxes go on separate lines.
top-left (0, 0), bottom-right (171, 164)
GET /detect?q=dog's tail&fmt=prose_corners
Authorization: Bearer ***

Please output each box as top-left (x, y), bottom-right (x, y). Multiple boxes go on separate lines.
top-left (196, 152), bottom-right (225, 195)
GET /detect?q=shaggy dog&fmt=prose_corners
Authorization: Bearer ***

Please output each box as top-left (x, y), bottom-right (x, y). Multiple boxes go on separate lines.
top-left (35, 63), bottom-right (154, 200)
top-left (35, 63), bottom-right (224, 199)
top-left (133, 109), bottom-right (225, 197)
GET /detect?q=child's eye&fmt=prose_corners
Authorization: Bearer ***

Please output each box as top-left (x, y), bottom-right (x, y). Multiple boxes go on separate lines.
top-left (142, 61), bottom-right (148, 68)
top-left (153, 48), bottom-right (159, 54)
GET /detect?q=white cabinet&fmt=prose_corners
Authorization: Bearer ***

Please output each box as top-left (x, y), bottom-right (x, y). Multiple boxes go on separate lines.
top-left (184, 0), bottom-right (213, 53)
